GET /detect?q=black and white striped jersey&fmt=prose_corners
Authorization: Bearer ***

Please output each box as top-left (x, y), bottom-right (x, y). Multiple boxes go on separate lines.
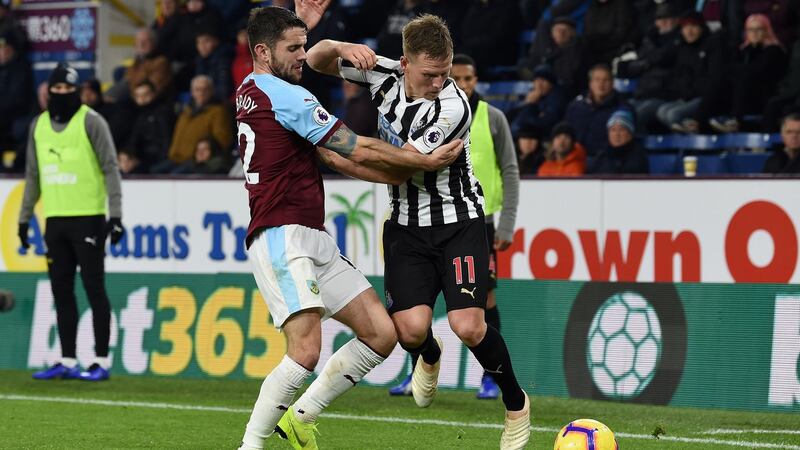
top-left (339, 56), bottom-right (484, 227)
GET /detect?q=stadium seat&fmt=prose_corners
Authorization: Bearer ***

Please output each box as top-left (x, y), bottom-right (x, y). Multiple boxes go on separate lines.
top-left (694, 154), bottom-right (729, 174)
top-left (648, 153), bottom-right (681, 175)
top-left (726, 152), bottom-right (770, 174)
top-left (475, 80), bottom-right (532, 112)
top-left (719, 133), bottom-right (781, 149)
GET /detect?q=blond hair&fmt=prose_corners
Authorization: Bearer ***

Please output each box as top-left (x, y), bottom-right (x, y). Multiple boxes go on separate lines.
top-left (402, 14), bottom-right (453, 61)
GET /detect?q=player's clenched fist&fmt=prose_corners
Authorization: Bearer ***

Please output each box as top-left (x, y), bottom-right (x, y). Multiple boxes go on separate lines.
top-left (338, 43), bottom-right (377, 71)
top-left (426, 139), bottom-right (463, 171)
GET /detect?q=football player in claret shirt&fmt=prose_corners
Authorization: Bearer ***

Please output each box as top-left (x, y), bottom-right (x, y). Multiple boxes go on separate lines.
top-left (307, 13), bottom-right (530, 450)
top-left (235, 5), bottom-right (464, 450)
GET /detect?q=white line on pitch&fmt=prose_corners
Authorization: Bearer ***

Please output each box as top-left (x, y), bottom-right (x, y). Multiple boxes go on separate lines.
top-left (703, 429), bottom-right (800, 436)
top-left (2, 394), bottom-right (799, 450)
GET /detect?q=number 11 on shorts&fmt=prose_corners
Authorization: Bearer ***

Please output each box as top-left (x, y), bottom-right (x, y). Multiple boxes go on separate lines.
top-left (452, 256), bottom-right (476, 285)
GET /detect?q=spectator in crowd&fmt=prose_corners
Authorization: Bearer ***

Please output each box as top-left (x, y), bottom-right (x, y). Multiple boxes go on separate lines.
top-left (376, 0), bottom-right (426, 59)
top-left (732, 0), bottom-right (800, 52)
top-left (194, 26), bottom-right (232, 101)
top-left (108, 28), bottom-right (173, 103)
top-left (564, 63), bottom-right (631, 158)
top-left (183, 0), bottom-right (226, 56)
top-left (537, 121), bottom-right (586, 176)
top-left (231, 18), bottom-right (253, 94)
top-left (705, 14), bottom-right (787, 133)
top-left (582, 0), bottom-right (638, 66)
top-left (341, 81), bottom-right (378, 137)
top-left (124, 80), bottom-right (175, 172)
top-left (519, 16), bottom-right (585, 97)
top-left (301, 0), bottom-right (349, 107)
top-left (0, 0), bottom-right (26, 52)
top-left (152, 0), bottom-right (184, 63)
top-left (762, 39), bottom-right (800, 132)
top-left (516, 129), bottom-right (546, 174)
top-left (172, 136), bottom-right (229, 174)
top-left (762, 113), bottom-right (800, 173)
top-left (655, 11), bottom-right (718, 133)
top-left (0, 32), bottom-right (31, 151)
top-left (457, 0), bottom-right (522, 79)
top-left (425, 0), bottom-right (466, 47)
top-left (156, 75), bottom-right (232, 173)
top-left (509, 64), bottom-right (566, 146)
top-left (616, 2), bottom-right (682, 133)
top-left (80, 79), bottom-right (133, 150)
top-left (118, 149), bottom-right (145, 175)
top-left (9, 82), bottom-right (49, 173)
top-left (588, 109), bottom-right (649, 174)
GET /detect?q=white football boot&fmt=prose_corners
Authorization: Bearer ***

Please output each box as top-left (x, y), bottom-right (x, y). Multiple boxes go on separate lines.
top-left (411, 336), bottom-right (443, 408)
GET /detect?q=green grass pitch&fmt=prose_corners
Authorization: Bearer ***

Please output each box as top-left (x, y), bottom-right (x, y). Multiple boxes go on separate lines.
top-left (1, 370), bottom-right (798, 449)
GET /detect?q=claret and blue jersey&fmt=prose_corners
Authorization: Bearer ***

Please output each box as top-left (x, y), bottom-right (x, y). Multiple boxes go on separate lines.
top-left (235, 73), bottom-right (341, 245)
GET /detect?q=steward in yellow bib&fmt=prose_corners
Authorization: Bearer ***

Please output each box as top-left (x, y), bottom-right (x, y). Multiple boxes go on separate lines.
top-left (452, 53), bottom-right (519, 399)
top-left (18, 63), bottom-right (124, 382)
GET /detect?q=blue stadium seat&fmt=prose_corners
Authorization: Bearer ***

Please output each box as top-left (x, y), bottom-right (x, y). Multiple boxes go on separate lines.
top-left (648, 153), bottom-right (681, 174)
top-left (726, 152), bottom-right (770, 174)
top-left (719, 133), bottom-right (780, 149)
top-left (694, 154), bottom-right (729, 174)
top-left (475, 81), bottom-right (532, 112)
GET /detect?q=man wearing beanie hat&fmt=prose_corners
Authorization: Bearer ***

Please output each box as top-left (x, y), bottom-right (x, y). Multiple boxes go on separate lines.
top-left (538, 122), bottom-right (587, 176)
top-left (18, 62), bottom-right (125, 381)
top-left (587, 109), bottom-right (649, 174)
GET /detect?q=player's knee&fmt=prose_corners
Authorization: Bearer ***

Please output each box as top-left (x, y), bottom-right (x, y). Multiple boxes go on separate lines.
top-left (395, 324), bottom-right (427, 349)
top-left (287, 340), bottom-right (321, 369)
top-left (357, 319), bottom-right (397, 356)
top-left (452, 320), bottom-right (487, 347)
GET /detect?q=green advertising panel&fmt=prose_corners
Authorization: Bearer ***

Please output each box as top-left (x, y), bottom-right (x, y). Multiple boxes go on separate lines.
top-left (0, 273), bottom-right (798, 413)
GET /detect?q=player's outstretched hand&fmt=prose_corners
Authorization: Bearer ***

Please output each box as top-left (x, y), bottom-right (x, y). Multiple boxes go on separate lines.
top-left (295, 0), bottom-right (331, 30)
top-left (338, 43), bottom-right (377, 71)
top-left (427, 139), bottom-right (463, 171)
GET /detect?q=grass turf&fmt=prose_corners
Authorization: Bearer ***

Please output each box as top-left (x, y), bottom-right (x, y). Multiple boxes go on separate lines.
top-left (1, 369), bottom-right (798, 449)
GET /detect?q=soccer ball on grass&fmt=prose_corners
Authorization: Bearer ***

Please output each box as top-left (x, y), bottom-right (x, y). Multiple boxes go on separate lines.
top-left (554, 418), bottom-right (618, 450)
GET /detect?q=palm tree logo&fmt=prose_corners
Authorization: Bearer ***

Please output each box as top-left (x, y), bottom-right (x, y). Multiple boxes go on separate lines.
top-left (327, 191), bottom-right (374, 264)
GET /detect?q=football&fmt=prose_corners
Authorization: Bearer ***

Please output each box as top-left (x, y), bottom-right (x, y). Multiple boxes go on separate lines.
top-left (554, 419), bottom-right (618, 450)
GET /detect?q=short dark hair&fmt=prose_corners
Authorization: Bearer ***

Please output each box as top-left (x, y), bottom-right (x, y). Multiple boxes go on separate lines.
top-left (588, 63), bottom-right (612, 79)
top-left (247, 6), bottom-right (307, 57)
top-left (452, 54), bottom-right (476, 68)
top-left (134, 79), bottom-right (156, 93)
top-left (781, 112), bottom-right (800, 128)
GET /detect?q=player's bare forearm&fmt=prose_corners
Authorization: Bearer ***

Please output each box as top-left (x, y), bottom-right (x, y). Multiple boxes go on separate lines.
top-left (321, 124), bottom-right (462, 171)
top-left (307, 40), bottom-right (344, 77)
top-left (317, 148), bottom-right (411, 184)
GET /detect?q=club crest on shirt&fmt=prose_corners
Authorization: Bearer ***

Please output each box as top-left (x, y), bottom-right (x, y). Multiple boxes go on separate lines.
top-left (423, 126), bottom-right (445, 148)
top-left (307, 280), bottom-right (320, 295)
top-left (313, 106), bottom-right (331, 126)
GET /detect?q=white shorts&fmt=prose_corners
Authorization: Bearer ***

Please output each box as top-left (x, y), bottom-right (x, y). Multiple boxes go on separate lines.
top-left (247, 224), bottom-right (372, 328)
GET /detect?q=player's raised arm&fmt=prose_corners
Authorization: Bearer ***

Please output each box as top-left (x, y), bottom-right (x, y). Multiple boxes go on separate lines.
top-left (307, 39), bottom-right (377, 77)
top-left (320, 123), bottom-right (462, 172)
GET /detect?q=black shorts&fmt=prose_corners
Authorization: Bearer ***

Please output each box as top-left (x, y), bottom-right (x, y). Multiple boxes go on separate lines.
top-left (486, 222), bottom-right (498, 291)
top-left (383, 218), bottom-right (489, 314)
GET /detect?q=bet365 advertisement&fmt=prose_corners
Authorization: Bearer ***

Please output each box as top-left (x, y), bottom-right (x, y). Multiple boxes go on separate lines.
top-left (0, 273), bottom-right (798, 412)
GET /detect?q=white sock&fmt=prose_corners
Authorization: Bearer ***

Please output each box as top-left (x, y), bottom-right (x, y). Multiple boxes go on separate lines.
top-left (60, 357), bottom-right (77, 369)
top-left (241, 355), bottom-right (311, 449)
top-left (293, 339), bottom-right (385, 424)
top-left (94, 357), bottom-right (111, 370)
